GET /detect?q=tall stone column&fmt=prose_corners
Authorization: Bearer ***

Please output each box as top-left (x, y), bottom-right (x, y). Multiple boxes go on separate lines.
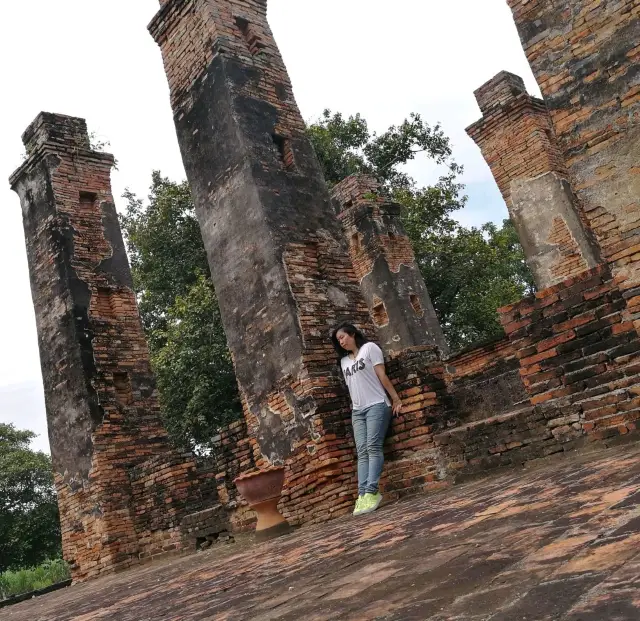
top-left (9, 113), bottom-right (171, 580)
top-left (332, 174), bottom-right (447, 355)
top-left (467, 71), bottom-right (601, 289)
top-left (506, 1), bottom-right (640, 316)
top-left (149, 0), bottom-right (373, 489)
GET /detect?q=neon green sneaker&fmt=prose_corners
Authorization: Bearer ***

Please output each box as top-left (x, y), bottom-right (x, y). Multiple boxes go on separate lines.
top-left (360, 492), bottom-right (383, 514)
top-left (352, 495), bottom-right (366, 516)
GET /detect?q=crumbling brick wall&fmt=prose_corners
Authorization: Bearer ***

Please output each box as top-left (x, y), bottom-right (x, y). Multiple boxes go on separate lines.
top-left (433, 264), bottom-right (640, 477)
top-left (445, 337), bottom-right (528, 424)
top-left (9, 113), bottom-right (222, 581)
top-left (207, 419), bottom-right (259, 532)
top-left (129, 454), bottom-right (217, 560)
top-left (467, 71), bottom-right (600, 289)
top-left (206, 347), bottom-right (456, 525)
top-left (507, 0), bottom-right (640, 323)
top-left (431, 2), bottom-right (640, 480)
top-left (380, 347), bottom-right (453, 498)
top-left (500, 265), bottom-right (640, 441)
top-left (333, 175), bottom-right (447, 355)
top-left (434, 406), bottom-right (562, 477)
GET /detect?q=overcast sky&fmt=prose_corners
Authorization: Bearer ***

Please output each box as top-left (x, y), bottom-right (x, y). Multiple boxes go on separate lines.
top-left (0, 0), bottom-right (539, 453)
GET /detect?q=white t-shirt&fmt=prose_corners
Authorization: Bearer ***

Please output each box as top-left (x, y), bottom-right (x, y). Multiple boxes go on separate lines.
top-left (341, 342), bottom-right (390, 411)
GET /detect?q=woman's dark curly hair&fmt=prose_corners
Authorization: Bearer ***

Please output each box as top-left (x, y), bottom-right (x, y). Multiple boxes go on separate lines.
top-left (331, 322), bottom-right (368, 365)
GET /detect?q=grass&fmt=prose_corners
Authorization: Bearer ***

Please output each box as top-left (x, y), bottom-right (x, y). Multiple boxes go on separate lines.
top-left (0, 559), bottom-right (71, 601)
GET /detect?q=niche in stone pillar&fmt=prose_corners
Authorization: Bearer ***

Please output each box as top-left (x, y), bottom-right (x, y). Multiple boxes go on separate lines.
top-left (272, 134), bottom-right (296, 172)
top-left (113, 372), bottom-right (133, 407)
top-left (234, 16), bottom-right (266, 56)
top-left (350, 231), bottom-right (362, 254)
top-left (79, 191), bottom-right (97, 208)
top-left (409, 294), bottom-right (424, 318)
top-left (371, 296), bottom-right (389, 328)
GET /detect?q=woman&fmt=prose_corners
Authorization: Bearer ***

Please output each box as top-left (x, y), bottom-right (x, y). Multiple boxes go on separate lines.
top-left (331, 322), bottom-right (402, 516)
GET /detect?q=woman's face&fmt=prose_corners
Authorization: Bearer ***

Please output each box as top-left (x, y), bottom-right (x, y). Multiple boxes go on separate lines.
top-left (336, 329), bottom-right (356, 352)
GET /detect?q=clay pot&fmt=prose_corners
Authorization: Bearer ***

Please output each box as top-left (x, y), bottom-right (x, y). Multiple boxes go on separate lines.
top-left (234, 466), bottom-right (290, 539)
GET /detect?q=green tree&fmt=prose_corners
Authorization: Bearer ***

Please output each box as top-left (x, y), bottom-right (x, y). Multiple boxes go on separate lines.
top-left (121, 174), bottom-right (242, 451)
top-left (121, 173), bottom-right (211, 350)
top-left (151, 274), bottom-right (241, 446)
top-left (307, 110), bottom-right (457, 191)
top-left (308, 109), bottom-right (534, 349)
top-left (0, 424), bottom-right (61, 572)
top-left (411, 219), bottom-right (535, 349)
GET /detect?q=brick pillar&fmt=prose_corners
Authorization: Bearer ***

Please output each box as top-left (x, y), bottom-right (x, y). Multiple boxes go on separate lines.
top-left (332, 174), bottom-right (448, 355)
top-left (506, 1), bottom-right (640, 321)
top-left (467, 71), bottom-right (601, 289)
top-left (149, 0), bottom-right (373, 483)
top-left (9, 113), bottom-right (172, 581)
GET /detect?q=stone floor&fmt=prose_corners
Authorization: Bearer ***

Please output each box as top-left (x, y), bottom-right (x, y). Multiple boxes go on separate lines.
top-left (5, 442), bottom-right (640, 621)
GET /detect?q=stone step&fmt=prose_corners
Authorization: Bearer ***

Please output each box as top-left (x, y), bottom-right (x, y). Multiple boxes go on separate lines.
top-left (434, 406), bottom-right (570, 477)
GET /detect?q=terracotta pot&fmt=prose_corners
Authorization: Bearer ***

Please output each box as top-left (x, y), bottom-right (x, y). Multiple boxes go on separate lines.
top-left (234, 467), bottom-right (290, 537)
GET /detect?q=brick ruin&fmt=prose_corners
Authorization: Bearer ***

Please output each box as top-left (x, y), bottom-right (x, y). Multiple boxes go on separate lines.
top-left (148, 0), bottom-right (376, 527)
top-left (145, 0), bottom-right (640, 512)
top-left (466, 71), bottom-right (602, 289)
top-left (6, 0), bottom-right (639, 582)
top-left (9, 115), bottom-right (227, 581)
top-left (506, 0), bottom-right (640, 320)
top-left (331, 174), bottom-right (447, 355)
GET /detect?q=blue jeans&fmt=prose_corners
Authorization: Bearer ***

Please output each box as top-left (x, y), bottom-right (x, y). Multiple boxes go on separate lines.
top-left (352, 403), bottom-right (392, 496)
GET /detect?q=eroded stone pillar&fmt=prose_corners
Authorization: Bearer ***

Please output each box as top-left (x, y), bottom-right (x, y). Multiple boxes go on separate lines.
top-left (149, 0), bottom-right (374, 484)
top-left (332, 174), bottom-right (447, 355)
top-left (467, 71), bottom-right (601, 289)
top-left (9, 113), bottom-right (171, 580)
top-left (506, 1), bottom-right (640, 317)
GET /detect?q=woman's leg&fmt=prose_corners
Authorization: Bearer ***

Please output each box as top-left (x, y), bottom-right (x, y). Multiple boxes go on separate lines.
top-left (364, 403), bottom-right (392, 495)
top-left (351, 408), bottom-right (369, 497)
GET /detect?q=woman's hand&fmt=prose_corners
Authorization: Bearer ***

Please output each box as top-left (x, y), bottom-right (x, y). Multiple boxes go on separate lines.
top-left (373, 364), bottom-right (403, 417)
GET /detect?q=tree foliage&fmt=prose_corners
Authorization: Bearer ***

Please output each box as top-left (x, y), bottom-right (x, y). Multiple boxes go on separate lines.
top-left (151, 274), bottom-right (241, 446)
top-left (121, 174), bottom-right (211, 349)
top-left (121, 109), bottom-right (534, 449)
top-left (308, 109), bottom-right (534, 349)
top-left (0, 424), bottom-right (61, 572)
top-left (121, 174), bottom-right (242, 451)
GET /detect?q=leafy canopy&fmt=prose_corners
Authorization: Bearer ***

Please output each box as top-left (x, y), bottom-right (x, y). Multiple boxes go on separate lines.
top-left (121, 174), bottom-right (241, 452)
top-left (0, 424), bottom-right (61, 572)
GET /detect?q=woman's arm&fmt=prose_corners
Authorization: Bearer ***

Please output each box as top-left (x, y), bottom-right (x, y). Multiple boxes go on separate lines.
top-left (374, 364), bottom-right (402, 416)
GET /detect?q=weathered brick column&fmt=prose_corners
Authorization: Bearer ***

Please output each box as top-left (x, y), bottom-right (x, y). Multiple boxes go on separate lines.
top-left (332, 174), bottom-right (447, 355)
top-left (9, 113), bottom-right (173, 580)
top-left (506, 1), bottom-right (640, 321)
top-left (149, 0), bottom-right (374, 510)
top-left (467, 71), bottom-right (600, 289)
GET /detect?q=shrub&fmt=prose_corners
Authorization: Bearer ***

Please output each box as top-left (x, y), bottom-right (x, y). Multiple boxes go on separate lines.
top-left (0, 559), bottom-right (70, 600)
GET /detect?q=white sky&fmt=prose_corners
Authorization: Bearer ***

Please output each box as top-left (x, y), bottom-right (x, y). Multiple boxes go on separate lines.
top-left (0, 0), bottom-right (539, 453)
